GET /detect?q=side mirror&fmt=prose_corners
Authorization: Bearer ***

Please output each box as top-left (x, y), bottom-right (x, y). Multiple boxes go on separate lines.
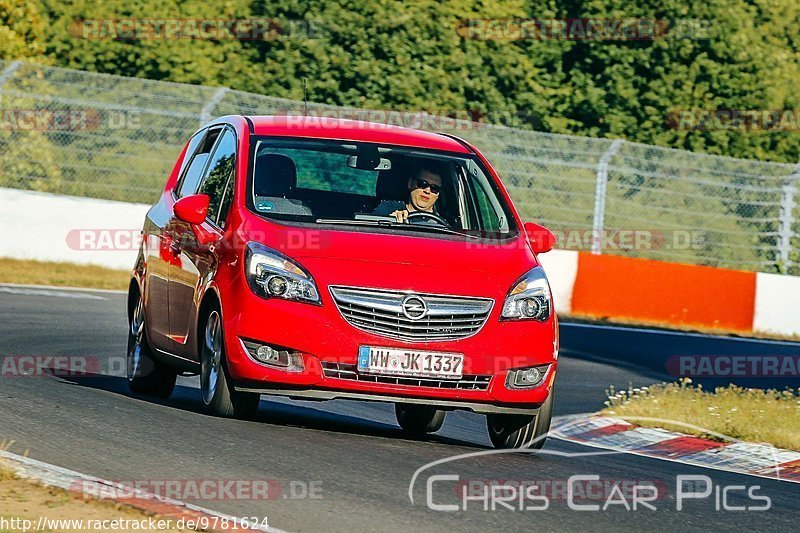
top-left (174, 194), bottom-right (210, 225)
top-left (524, 222), bottom-right (556, 254)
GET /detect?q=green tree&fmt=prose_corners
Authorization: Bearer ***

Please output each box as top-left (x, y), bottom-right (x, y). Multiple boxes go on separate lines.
top-left (39, 0), bottom-right (259, 87)
top-left (7, 0), bottom-right (800, 163)
top-left (0, 1), bottom-right (62, 195)
top-left (0, 0), bottom-right (47, 60)
top-left (550, 0), bottom-right (800, 162)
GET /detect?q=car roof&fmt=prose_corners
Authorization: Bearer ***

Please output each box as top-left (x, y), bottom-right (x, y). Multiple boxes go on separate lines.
top-left (242, 115), bottom-right (472, 154)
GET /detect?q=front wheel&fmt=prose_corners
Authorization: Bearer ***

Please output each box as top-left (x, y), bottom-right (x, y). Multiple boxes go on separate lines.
top-left (395, 404), bottom-right (446, 434)
top-left (127, 292), bottom-right (177, 398)
top-left (200, 307), bottom-right (260, 419)
top-left (486, 386), bottom-right (555, 449)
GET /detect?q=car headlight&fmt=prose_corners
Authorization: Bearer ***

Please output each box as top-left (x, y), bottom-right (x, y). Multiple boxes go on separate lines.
top-left (245, 242), bottom-right (320, 304)
top-left (501, 266), bottom-right (552, 321)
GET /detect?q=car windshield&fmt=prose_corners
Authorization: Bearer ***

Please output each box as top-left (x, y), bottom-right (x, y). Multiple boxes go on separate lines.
top-left (249, 138), bottom-right (517, 239)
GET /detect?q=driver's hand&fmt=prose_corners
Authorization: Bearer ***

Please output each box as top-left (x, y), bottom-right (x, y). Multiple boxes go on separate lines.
top-left (390, 209), bottom-right (409, 223)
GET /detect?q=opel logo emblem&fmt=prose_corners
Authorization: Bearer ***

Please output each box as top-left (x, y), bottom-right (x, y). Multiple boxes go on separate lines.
top-left (402, 295), bottom-right (428, 320)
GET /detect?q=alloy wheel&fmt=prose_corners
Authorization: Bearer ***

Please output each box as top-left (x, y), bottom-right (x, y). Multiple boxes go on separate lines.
top-left (201, 310), bottom-right (223, 405)
top-left (127, 297), bottom-right (145, 382)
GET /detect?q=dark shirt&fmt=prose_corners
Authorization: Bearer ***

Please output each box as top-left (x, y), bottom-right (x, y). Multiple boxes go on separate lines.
top-left (371, 200), bottom-right (407, 217)
top-left (371, 200), bottom-right (444, 221)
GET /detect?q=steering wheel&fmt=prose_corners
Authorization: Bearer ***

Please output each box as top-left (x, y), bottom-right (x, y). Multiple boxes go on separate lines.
top-left (407, 211), bottom-right (450, 227)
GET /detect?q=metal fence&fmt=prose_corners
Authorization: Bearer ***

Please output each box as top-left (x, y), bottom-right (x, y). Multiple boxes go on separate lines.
top-left (0, 60), bottom-right (797, 274)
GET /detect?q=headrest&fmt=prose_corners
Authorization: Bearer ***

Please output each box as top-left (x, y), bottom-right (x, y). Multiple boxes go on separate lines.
top-left (254, 154), bottom-right (297, 197)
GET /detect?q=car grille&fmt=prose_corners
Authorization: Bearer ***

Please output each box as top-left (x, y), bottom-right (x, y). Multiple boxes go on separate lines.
top-left (329, 286), bottom-right (493, 342)
top-left (321, 362), bottom-right (491, 391)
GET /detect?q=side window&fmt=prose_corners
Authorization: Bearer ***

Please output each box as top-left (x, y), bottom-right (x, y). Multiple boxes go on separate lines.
top-left (177, 131), bottom-right (205, 178)
top-left (198, 129), bottom-right (237, 225)
top-left (473, 186), bottom-right (500, 232)
top-left (178, 154), bottom-right (210, 198)
top-left (465, 161), bottom-right (507, 233)
top-left (216, 174), bottom-right (235, 228)
top-left (177, 128), bottom-right (222, 197)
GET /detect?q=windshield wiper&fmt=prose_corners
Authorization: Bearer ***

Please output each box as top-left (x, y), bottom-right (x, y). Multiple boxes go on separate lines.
top-left (315, 218), bottom-right (393, 227)
top-left (315, 218), bottom-right (478, 239)
top-left (317, 218), bottom-right (477, 239)
top-left (390, 222), bottom-right (479, 239)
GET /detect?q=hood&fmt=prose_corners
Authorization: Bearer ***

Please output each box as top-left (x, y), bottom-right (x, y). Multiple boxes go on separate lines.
top-left (242, 220), bottom-right (537, 296)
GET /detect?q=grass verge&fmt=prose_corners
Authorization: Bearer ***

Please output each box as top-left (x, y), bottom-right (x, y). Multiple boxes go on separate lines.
top-left (0, 258), bottom-right (129, 291)
top-left (601, 379), bottom-right (800, 451)
top-left (0, 464), bottom-right (193, 532)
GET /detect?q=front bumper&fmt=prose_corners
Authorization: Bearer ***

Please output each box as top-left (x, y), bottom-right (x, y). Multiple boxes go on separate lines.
top-left (233, 383), bottom-right (545, 415)
top-left (221, 280), bottom-right (558, 414)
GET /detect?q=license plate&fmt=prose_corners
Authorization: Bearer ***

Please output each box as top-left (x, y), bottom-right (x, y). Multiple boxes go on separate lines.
top-left (357, 346), bottom-right (464, 379)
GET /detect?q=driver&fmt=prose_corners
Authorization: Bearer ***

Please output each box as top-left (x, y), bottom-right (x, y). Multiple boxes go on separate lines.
top-left (373, 168), bottom-right (443, 223)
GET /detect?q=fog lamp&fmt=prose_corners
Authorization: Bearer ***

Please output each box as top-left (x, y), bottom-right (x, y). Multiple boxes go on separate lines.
top-left (506, 365), bottom-right (549, 389)
top-left (256, 345), bottom-right (279, 363)
top-left (241, 339), bottom-right (304, 372)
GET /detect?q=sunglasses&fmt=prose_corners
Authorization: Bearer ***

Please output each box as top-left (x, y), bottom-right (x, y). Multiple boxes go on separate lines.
top-left (413, 178), bottom-right (442, 194)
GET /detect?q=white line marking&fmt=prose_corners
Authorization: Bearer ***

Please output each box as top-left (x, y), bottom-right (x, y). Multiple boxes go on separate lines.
top-left (0, 285), bottom-right (106, 300)
top-left (0, 282), bottom-right (125, 294)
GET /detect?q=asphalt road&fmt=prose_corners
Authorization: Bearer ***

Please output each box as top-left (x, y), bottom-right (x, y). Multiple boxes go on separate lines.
top-left (0, 285), bottom-right (798, 532)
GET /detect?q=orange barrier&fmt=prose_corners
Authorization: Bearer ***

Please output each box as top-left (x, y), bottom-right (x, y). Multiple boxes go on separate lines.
top-left (571, 253), bottom-right (757, 333)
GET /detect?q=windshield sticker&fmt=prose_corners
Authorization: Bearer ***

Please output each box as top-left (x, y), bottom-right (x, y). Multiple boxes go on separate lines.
top-left (256, 201), bottom-right (275, 212)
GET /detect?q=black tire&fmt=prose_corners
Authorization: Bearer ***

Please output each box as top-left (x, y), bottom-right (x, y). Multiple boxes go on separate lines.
top-left (127, 289), bottom-right (177, 398)
top-left (395, 404), bottom-right (446, 434)
top-left (486, 387), bottom-right (555, 450)
top-left (200, 304), bottom-right (260, 419)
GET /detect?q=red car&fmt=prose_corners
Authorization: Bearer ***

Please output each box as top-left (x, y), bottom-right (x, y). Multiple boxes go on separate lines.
top-left (127, 116), bottom-right (559, 449)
